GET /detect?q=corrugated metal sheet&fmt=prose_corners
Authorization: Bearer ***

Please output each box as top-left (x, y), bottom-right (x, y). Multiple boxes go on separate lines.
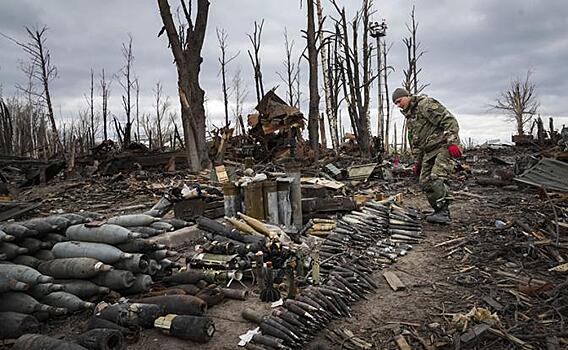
top-left (514, 158), bottom-right (568, 192)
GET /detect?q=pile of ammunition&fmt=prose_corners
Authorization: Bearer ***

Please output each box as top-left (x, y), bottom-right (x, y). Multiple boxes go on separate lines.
top-left (239, 199), bottom-right (422, 349)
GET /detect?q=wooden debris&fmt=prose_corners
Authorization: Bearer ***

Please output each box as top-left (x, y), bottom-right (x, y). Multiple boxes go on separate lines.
top-left (394, 334), bottom-right (412, 350)
top-left (383, 271), bottom-right (406, 291)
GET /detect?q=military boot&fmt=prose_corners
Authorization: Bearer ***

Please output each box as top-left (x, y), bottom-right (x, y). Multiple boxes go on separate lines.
top-left (425, 203), bottom-right (451, 224)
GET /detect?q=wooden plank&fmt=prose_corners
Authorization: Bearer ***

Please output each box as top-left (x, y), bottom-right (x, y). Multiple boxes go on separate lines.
top-left (215, 165), bottom-right (229, 184)
top-left (383, 271), bottom-right (405, 291)
top-left (0, 202), bottom-right (42, 221)
top-left (394, 335), bottom-right (412, 350)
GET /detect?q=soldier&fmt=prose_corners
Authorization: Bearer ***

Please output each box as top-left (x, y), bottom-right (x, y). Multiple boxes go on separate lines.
top-left (392, 87), bottom-right (461, 224)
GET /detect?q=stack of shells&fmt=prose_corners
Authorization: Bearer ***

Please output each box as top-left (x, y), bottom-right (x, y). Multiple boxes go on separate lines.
top-left (0, 211), bottom-right (188, 340)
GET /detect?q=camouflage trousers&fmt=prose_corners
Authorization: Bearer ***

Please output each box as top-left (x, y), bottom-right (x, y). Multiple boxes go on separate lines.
top-left (418, 147), bottom-right (453, 211)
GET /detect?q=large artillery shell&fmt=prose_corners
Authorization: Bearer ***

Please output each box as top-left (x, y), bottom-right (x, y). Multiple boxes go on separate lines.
top-left (132, 295), bottom-right (207, 316)
top-left (0, 223), bottom-right (37, 239)
top-left (106, 214), bottom-right (159, 227)
top-left (113, 254), bottom-right (149, 274)
top-left (154, 314), bottom-right (215, 343)
top-left (66, 224), bottom-right (139, 245)
top-left (94, 302), bottom-right (164, 328)
top-left (0, 312), bottom-right (40, 340)
top-left (91, 269), bottom-right (135, 290)
top-left (34, 249), bottom-right (55, 261)
top-left (120, 274), bottom-right (152, 295)
top-left (42, 291), bottom-right (95, 312)
top-left (0, 292), bottom-right (66, 315)
top-left (53, 280), bottom-right (110, 299)
top-left (116, 239), bottom-right (165, 253)
top-left (38, 258), bottom-right (113, 279)
top-left (0, 230), bottom-right (15, 242)
top-left (150, 221), bottom-right (174, 232)
top-left (0, 264), bottom-right (53, 285)
top-left (20, 218), bottom-right (59, 235)
top-left (220, 288), bottom-right (249, 300)
top-left (12, 255), bottom-right (42, 269)
top-left (29, 283), bottom-right (65, 300)
top-left (76, 328), bottom-right (125, 350)
top-left (0, 275), bottom-right (28, 293)
top-left (0, 242), bottom-right (28, 259)
top-left (19, 238), bottom-right (51, 253)
top-left (163, 270), bottom-right (206, 285)
top-left (60, 213), bottom-right (90, 225)
top-left (12, 333), bottom-right (87, 350)
top-left (52, 241), bottom-right (132, 264)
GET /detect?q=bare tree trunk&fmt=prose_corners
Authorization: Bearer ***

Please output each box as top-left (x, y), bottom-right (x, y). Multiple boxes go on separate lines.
top-left (247, 20), bottom-right (265, 105)
top-left (134, 79), bottom-right (140, 142)
top-left (216, 28), bottom-right (239, 128)
top-left (157, 0), bottom-right (210, 171)
top-left (402, 6), bottom-right (428, 94)
top-left (100, 69), bottom-right (111, 141)
top-left (277, 28), bottom-right (299, 107)
top-left (319, 113), bottom-right (327, 149)
top-left (119, 34), bottom-right (134, 147)
top-left (316, 0), bottom-right (338, 152)
top-left (306, 0), bottom-right (320, 159)
top-left (89, 69), bottom-right (95, 146)
top-left (383, 41), bottom-right (391, 154)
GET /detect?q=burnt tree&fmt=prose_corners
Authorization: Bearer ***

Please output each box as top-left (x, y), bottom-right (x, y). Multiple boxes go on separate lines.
top-left (99, 69), bottom-right (111, 141)
top-left (332, 0), bottom-right (374, 157)
top-left (493, 71), bottom-right (539, 136)
top-left (276, 28), bottom-right (300, 107)
top-left (306, 0), bottom-right (320, 159)
top-left (402, 6), bottom-right (427, 94)
top-left (216, 28), bottom-right (239, 128)
top-left (118, 34), bottom-right (135, 147)
top-left (158, 0), bottom-right (210, 171)
top-left (247, 20), bottom-right (265, 105)
top-left (8, 26), bottom-right (61, 150)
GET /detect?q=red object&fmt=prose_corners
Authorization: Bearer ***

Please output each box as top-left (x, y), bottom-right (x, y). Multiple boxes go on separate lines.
top-left (412, 163), bottom-right (420, 175)
top-left (447, 144), bottom-right (462, 158)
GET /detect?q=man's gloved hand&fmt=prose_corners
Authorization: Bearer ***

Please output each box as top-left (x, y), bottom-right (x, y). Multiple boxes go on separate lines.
top-left (447, 144), bottom-right (462, 158)
top-left (412, 163), bottom-right (421, 175)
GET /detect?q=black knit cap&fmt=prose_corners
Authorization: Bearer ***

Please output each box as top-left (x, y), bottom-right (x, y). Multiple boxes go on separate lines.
top-left (392, 87), bottom-right (410, 102)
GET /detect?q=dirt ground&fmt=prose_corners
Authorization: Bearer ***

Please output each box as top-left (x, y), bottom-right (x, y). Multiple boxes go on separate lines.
top-left (4, 151), bottom-right (566, 350)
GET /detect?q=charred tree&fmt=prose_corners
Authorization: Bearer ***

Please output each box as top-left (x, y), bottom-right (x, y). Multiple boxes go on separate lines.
top-left (402, 6), bottom-right (428, 94)
top-left (134, 78), bottom-right (140, 142)
top-left (247, 20), bottom-right (265, 105)
top-left (216, 28), bottom-right (239, 128)
top-left (118, 34), bottom-right (135, 147)
top-left (157, 0), bottom-right (211, 171)
top-left (99, 69), bottom-right (111, 141)
top-left (493, 70), bottom-right (539, 136)
top-left (7, 26), bottom-right (61, 150)
top-left (0, 98), bottom-right (12, 155)
top-left (306, 0), bottom-right (320, 159)
top-left (331, 0), bottom-right (374, 157)
top-left (231, 67), bottom-right (248, 136)
top-left (316, 0), bottom-right (338, 151)
top-left (276, 28), bottom-right (300, 107)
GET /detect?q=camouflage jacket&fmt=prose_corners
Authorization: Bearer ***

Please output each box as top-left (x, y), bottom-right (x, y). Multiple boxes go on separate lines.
top-left (402, 95), bottom-right (460, 161)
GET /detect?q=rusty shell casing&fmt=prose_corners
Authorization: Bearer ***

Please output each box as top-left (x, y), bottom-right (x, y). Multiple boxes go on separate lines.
top-left (76, 328), bottom-right (125, 350)
top-left (0, 312), bottom-right (40, 340)
top-left (91, 269), bottom-right (135, 290)
top-left (41, 291), bottom-right (94, 312)
top-left (132, 295), bottom-right (207, 316)
top-left (12, 333), bottom-right (87, 350)
top-left (154, 314), bottom-right (215, 343)
top-left (38, 258), bottom-right (113, 279)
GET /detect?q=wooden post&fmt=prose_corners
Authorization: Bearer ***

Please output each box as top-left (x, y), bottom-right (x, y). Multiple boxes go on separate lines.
top-left (263, 181), bottom-right (279, 225)
top-left (277, 179), bottom-right (292, 227)
top-left (286, 164), bottom-right (302, 231)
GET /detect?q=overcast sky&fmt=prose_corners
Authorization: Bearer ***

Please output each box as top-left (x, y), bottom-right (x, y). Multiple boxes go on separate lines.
top-left (1, 0), bottom-right (567, 145)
